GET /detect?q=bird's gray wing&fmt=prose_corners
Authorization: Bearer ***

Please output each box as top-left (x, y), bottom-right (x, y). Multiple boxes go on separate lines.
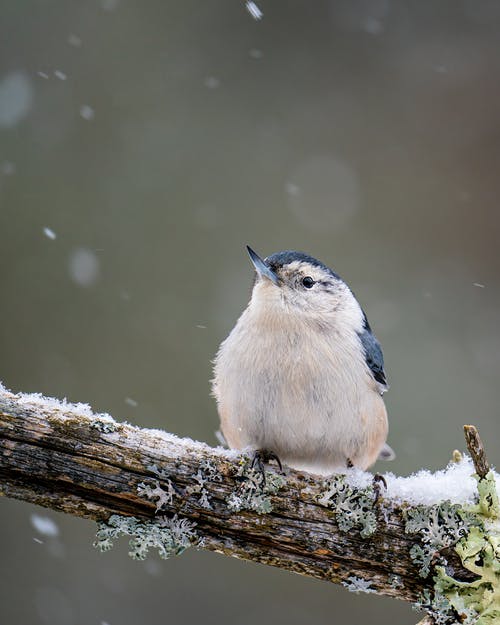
top-left (358, 318), bottom-right (388, 393)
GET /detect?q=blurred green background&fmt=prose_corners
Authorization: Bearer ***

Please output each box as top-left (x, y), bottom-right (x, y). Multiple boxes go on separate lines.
top-left (1, 1), bottom-right (499, 624)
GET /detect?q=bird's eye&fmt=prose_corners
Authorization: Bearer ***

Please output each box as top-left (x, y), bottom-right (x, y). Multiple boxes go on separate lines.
top-left (302, 276), bottom-right (315, 289)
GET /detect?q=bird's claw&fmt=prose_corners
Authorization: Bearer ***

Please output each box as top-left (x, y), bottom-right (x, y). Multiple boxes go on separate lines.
top-left (372, 473), bottom-right (387, 502)
top-left (251, 449), bottom-right (283, 486)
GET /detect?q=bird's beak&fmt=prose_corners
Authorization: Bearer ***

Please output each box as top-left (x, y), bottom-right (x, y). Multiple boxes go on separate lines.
top-left (246, 245), bottom-right (280, 285)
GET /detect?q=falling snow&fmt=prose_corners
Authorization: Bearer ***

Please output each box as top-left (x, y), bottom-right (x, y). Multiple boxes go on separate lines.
top-left (363, 16), bottom-right (383, 35)
top-left (79, 104), bottom-right (95, 121)
top-left (101, 0), bottom-right (120, 11)
top-left (30, 514), bottom-right (60, 537)
top-left (246, 1), bottom-right (263, 20)
top-left (67, 34), bottom-right (82, 47)
top-left (434, 64), bottom-right (448, 74)
top-left (43, 227), bottom-right (57, 240)
top-left (286, 155), bottom-right (360, 233)
top-left (1, 161), bottom-right (16, 176)
top-left (284, 181), bottom-right (300, 196)
top-left (0, 71), bottom-right (33, 128)
top-left (68, 248), bottom-right (100, 287)
top-left (204, 76), bottom-right (220, 89)
top-left (249, 48), bottom-right (263, 59)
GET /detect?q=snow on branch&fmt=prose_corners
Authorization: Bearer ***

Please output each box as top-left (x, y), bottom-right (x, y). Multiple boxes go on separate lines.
top-left (0, 383), bottom-right (499, 625)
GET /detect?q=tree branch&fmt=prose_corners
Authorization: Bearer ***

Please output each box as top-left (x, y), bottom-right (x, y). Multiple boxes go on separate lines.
top-left (0, 385), bottom-right (496, 624)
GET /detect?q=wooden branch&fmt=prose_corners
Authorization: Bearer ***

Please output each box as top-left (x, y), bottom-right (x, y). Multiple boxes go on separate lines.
top-left (0, 386), bottom-right (488, 617)
top-left (416, 617), bottom-right (436, 625)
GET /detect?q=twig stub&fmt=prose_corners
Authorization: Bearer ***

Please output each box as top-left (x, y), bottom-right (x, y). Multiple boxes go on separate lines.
top-left (463, 425), bottom-right (489, 479)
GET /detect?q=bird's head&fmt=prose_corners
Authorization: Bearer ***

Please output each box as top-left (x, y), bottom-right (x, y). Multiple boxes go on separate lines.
top-left (246, 246), bottom-right (363, 327)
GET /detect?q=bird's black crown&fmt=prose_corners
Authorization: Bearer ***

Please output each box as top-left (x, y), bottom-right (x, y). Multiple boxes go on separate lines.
top-left (264, 250), bottom-right (341, 281)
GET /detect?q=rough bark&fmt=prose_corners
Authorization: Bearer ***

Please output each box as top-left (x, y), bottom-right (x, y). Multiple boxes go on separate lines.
top-left (0, 387), bottom-right (467, 608)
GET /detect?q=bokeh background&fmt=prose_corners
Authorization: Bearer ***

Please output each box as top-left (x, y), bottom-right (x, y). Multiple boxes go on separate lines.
top-left (1, 1), bottom-right (500, 624)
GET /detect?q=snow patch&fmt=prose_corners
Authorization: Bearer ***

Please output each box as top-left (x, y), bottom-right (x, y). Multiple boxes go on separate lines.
top-left (0, 382), bottom-right (115, 424)
top-left (383, 457), bottom-right (499, 506)
top-left (321, 458), bottom-right (500, 507)
top-left (0, 382), bottom-right (239, 461)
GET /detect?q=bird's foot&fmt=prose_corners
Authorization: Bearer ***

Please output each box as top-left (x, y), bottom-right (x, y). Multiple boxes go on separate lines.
top-left (345, 458), bottom-right (386, 502)
top-left (251, 449), bottom-right (283, 486)
top-left (372, 473), bottom-right (387, 502)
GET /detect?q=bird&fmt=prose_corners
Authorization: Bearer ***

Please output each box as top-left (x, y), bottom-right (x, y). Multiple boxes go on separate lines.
top-left (212, 246), bottom-right (392, 477)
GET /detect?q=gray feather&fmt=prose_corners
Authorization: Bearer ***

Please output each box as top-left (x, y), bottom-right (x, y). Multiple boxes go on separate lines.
top-left (358, 326), bottom-right (388, 392)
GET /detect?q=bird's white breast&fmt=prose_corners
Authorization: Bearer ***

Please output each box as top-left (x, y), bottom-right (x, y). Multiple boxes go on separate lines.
top-left (212, 300), bottom-right (388, 475)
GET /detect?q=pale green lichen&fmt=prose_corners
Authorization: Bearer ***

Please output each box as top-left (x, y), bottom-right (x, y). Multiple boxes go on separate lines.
top-left (317, 475), bottom-right (377, 538)
top-left (94, 514), bottom-right (197, 560)
top-left (227, 463), bottom-right (285, 514)
top-left (185, 459), bottom-right (223, 510)
top-left (137, 479), bottom-right (177, 512)
top-left (388, 574), bottom-right (404, 589)
top-left (404, 502), bottom-right (479, 578)
top-left (469, 471), bottom-right (499, 519)
top-left (412, 588), bottom-right (456, 625)
top-left (342, 575), bottom-right (376, 594)
top-left (147, 463), bottom-right (170, 479)
top-left (433, 470), bottom-right (500, 625)
top-left (410, 469), bottom-right (500, 625)
top-left (89, 419), bottom-right (117, 433)
top-left (145, 460), bottom-right (222, 510)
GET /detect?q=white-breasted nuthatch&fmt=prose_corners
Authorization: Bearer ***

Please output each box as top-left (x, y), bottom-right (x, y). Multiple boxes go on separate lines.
top-left (212, 246), bottom-right (392, 476)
